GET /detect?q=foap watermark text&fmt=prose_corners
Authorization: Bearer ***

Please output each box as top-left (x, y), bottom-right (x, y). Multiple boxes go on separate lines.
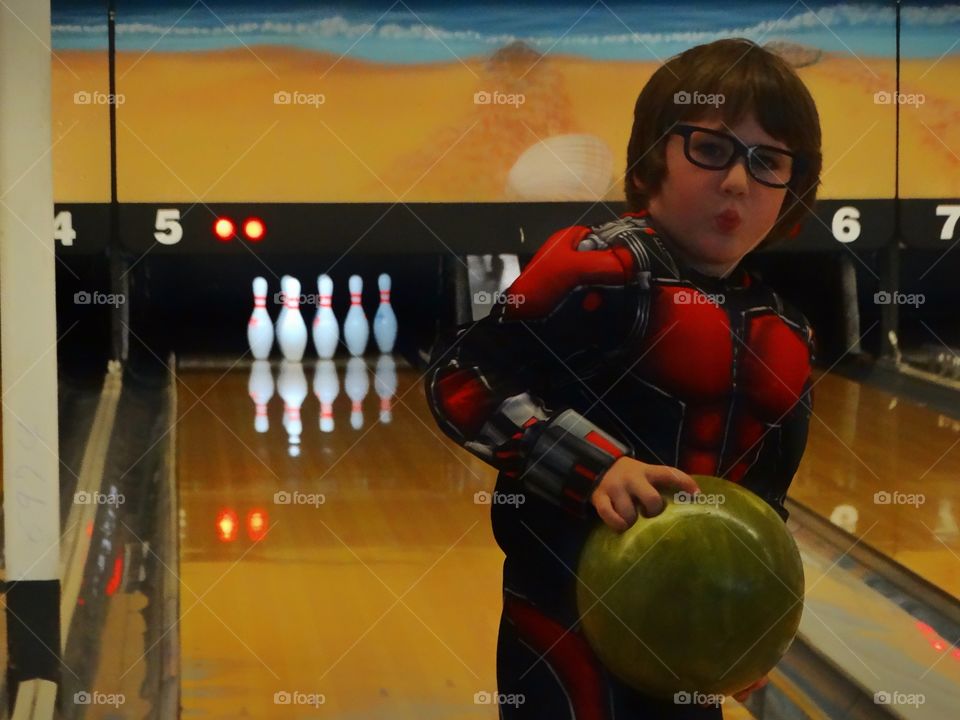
top-left (274, 690), bottom-right (326, 707)
top-left (673, 90), bottom-right (724, 108)
top-left (74, 691), bottom-right (125, 708)
top-left (474, 290), bottom-right (525, 308)
top-left (874, 491), bottom-right (925, 507)
top-left (274, 490), bottom-right (325, 507)
top-left (474, 90), bottom-right (525, 108)
top-left (75, 290), bottom-right (125, 307)
top-left (74, 90), bottom-right (125, 106)
top-left (874, 291), bottom-right (924, 308)
top-left (674, 289), bottom-right (725, 306)
top-left (874, 690), bottom-right (925, 707)
top-left (674, 691), bottom-right (725, 706)
top-left (474, 691), bottom-right (525, 707)
top-left (874, 91), bottom-right (924, 108)
top-left (74, 491), bottom-right (125, 506)
top-left (274, 90), bottom-right (325, 108)
top-left (674, 491), bottom-right (724, 507)
top-left (474, 490), bottom-right (525, 508)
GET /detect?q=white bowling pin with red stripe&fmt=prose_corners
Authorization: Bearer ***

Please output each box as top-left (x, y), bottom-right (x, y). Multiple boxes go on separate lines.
top-left (275, 274), bottom-right (291, 338)
top-left (312, 274), bottom-right (339, 359)
top-left (247, 276), bottom-right (274, 360)
top-left (373, 273), bottom-right (397, 354)
top-left (277, 276), bottom-right (308, 362)
top-left (343, 275), bottom-right (369, 357)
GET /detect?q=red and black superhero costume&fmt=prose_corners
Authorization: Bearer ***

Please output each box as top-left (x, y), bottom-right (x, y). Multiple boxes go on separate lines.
top-left (426, 211), bottom-right (814, 719)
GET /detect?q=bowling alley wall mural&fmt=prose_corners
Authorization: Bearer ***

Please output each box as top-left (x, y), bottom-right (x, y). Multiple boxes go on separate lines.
top-left (50, 1), bottom-right (958, 205)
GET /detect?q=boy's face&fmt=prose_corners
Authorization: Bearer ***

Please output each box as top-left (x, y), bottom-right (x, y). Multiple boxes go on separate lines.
top-left (640, 113), bottom-right (790, 278)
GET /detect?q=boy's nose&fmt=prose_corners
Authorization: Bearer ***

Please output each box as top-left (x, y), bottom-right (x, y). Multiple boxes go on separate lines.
top-left (720, 156), bottom-right (750, 194)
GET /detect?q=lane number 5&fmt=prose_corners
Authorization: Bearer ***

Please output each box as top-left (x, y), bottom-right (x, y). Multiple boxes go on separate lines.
top-left (155, 208), bottom-right (183, 245)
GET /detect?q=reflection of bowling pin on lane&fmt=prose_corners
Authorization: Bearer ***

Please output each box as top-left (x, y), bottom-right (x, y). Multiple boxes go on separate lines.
top-left (312, 274), bottom-right (339, 359)
top-left (829, 504), bottom-right (859, 534)
top-left (374, 354), bottom-right (397, 424)
top-left (248, 360), bottom-right (274, 433)
top-left (247, 277), bottom-right (274, 359)
top-left (373, 273), bottom-right (397, 354)
top-left (343, 275), bottom-right (369, 357)
top-left (345, 357), bottom-right (369, 430)
top-left (278, 360), bottom-right (308, 456)
top-left (934, 499), bottom-right (959, 540)
top-left (277, 276), bottom-right (308, 361)
top-left (313, 359), bottom-right (339, 433)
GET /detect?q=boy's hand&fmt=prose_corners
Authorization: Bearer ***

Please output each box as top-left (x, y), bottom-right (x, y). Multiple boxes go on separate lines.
top-left (590, 458), bottom-right (699, 532)
top-left (732, 676), bottom-right (769, 702)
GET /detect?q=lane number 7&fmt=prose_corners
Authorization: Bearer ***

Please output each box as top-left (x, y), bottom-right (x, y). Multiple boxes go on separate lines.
top-left (936, 205), bottom-right (960, 241)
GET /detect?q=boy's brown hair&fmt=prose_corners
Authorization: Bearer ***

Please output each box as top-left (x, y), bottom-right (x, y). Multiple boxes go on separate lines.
top-left (625, 38), bottom-right (822, 246)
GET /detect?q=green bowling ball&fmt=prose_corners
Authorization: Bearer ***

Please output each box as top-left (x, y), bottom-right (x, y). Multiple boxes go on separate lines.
top-left (576, 474), bottom-right (804, 698)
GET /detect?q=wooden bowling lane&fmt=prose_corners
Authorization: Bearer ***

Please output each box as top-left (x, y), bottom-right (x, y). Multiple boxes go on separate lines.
top-left (792, 518), bottom-right (960, 718)
top-left (177, 357), bottom-right (504, 719)
top-left (790, 371), bottom-right (960, 599)
top-left (176, 358), bottom-right (759, 719)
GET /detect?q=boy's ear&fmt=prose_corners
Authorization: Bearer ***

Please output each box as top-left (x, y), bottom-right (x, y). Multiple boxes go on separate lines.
top-left (631, 173), bottom-right (646, 192)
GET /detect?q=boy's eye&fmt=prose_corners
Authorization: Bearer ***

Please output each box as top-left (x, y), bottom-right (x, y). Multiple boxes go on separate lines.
top-left (692, 139), bottom-right (729, 162)
top-left (754, 151), bottom-right (784, 170)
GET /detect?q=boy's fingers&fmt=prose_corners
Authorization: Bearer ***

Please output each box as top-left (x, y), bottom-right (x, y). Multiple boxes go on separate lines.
top-left (609, 489), bottom-right (638, 530)
top-left (647, 466), bottom-right (699, 495)
top-left (593, 493), bottom-right (629, 533)
top-left (628, 478), bottom-right (665, 518)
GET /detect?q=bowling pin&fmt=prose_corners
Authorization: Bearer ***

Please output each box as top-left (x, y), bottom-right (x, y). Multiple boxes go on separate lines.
top-left (373, 273), bottom-right (397, 354)
top-left (247, 277), bottom-right (274, 360)
top-left (247, 360), bottom-right (274, 433)
top-left (343, 274), bottom-right (369, 357)
top-left (313, 359), bottom-right (339, 433)
top-left (345, 356), bottom-right (369, 430)
top-left (278, 360), bottom-right (308, 456)
top-left (275, 274), bottom-right (291, 337)
top-left (277, 276), bottom-right (308, 362)
top-left (312, 274), bottom-right (339, 359)
top-left (374, 354), bottom-right (397, 424)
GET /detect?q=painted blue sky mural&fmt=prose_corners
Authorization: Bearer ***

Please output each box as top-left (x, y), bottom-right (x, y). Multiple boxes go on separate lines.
top-left (50, 1), bottom-right (958, 60)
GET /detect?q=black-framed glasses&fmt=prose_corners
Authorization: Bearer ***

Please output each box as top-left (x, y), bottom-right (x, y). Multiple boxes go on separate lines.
top-left (670, 124), bottom-right (804, 189)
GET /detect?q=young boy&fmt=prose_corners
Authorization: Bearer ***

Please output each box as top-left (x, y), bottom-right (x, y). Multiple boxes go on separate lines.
top-left (427, 38), bottom-right (822, 718)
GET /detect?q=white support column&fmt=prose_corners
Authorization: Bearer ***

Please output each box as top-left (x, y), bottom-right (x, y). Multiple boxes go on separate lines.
top-left (0, 0), bottom-right (62, 700)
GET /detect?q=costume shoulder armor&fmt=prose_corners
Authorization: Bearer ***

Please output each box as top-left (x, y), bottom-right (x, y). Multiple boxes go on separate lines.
top-left (580, 213), bottom-right (680, 283)
top-left (499, 224), bottom-right (634, 321)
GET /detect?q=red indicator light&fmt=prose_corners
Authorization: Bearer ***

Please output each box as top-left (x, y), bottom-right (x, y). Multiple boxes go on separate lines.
top-left (216, 508), bottom-right (239, 542)
top-left (214, 217), bottom-right (235, 241)
top-left (243, 218), bottom-right (265, 241)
